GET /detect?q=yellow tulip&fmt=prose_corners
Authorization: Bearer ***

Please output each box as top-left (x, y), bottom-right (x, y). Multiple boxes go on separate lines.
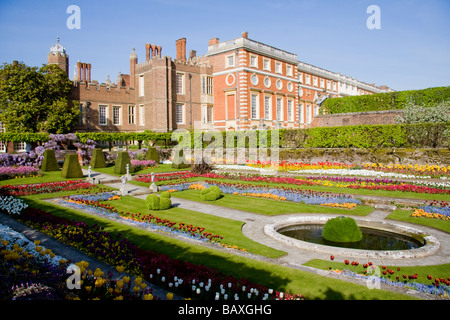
top-left (143, 293), bottom-right (153, 300)
top-left (116, 280), bottom-right (124, 289)
top-left (134, 277), bottom-right (143, 286)
top-left (114, 295), bottom-right (124, 300)
top-left (167, 292), bottom-right (174, 300)
top-left (133, 286), bottom-right (141, 293)
top-left (123, 276), bottom-right (130, 283)
top-left (115, 265), bottom-right (125, 273)
top-left (85, 286), bottom-right (92, 292)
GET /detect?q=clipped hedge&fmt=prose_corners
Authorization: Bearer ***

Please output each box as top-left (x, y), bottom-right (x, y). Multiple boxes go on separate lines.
top-left (201, 186), bottom-right (222, 201)
top-left (40, 149), bottom-right (59, 172)
top-left (114, 152), bottom-right (133, 175)
top-left (145, 146), bottom-right (160, 163)
top-left (322, 86), bottom-right (450, 114)
top-left (61, 154), bottom-right (83, 178)
top-left (90, 148), bottom-right (106, 169)
top-left (322, 216), bottom-right (362, 243)
top-left (145, 194), bottom-right (172, 210)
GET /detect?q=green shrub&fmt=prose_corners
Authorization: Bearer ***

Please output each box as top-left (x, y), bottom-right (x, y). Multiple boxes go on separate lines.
top-left (145, 194), bottom-right (171, 210)
top-left (159, 197), bottom-right (172, 210)
top-left (322, 216), bottom-right (362, 243)
top-left (114, 151), bottom-right (134, 175)
top-left (145, 194), bottom-right (160, 210)
top-left (61, 154), bottom-right (83, 178)
top-left (90, 148), bottom-right (106, 169)
top-left (41, 149), bottom-right (59, 172)
top-left (321, 86), bottom-right (450, 114)
top-left (171, 149), bottom-right (190, 169)
top-left (200, 186), bottom-right (222, 201)
top-left (160, 191), bottom-right (171, 199)
top-left (145, 147), bottom-right (160, 163)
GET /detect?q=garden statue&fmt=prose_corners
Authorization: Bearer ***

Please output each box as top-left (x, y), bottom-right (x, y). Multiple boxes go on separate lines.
top-left (149, 172), bottom-right (158, 193)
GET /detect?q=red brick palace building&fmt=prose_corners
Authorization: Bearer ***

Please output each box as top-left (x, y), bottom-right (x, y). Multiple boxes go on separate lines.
top-left (47, 33), bottom-right (393, 134)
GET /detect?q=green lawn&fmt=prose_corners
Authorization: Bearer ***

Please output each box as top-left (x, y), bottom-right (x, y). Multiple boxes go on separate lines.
top-left (170, 189), bottom-right (375, 216)
top-left (0, 171), bottom-right (77, 186)
top-left (18, 195), bottom-right (415, 300)
top-left (304, 259), bottom-right (450, 289)
top-left (85, 164), bottom-right (190, 176)
top-left (387, 209), bottom-right (450, 233)
top-left (102, 195), bottom-right (286, 258)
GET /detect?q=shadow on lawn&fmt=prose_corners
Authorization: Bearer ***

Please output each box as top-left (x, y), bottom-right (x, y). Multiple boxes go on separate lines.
top-left (22, 197), bottom-right (297, 297)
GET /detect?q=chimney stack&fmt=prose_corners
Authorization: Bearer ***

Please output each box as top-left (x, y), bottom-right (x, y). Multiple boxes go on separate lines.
top-left (176, 38), bottom-right (186, 62)
top-left (208, 37), bottom-right (219, 46)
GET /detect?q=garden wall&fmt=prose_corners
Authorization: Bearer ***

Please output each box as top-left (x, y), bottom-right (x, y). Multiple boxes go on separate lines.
top-left (309, 110), bottom-right (403, 128)
top-left (278, 148), bottom-right (450, 166)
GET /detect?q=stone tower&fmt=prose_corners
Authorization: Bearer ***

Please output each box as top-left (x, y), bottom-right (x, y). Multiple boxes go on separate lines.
top-left (47, 37), bottom-right (69, 75)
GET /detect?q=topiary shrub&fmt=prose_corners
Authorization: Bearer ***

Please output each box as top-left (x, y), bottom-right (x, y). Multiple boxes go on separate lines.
top-left (41, 149), bottom-right (60, 172)
top-left (160, 191), bottom-right (171, 199)
top-left (145, 194), bottom-right (171, 210)
top-left (114, 151), bottom-right (134, 175)
top-left (90, 148), bottom-right (106, 169)
top-left (145, 147), bottom-right (160, 164)
top-left (200, 186), bottom-right (222, 201)
top-left (322, 216), bottom-right (362, 243)
top-left (61, 154), bottom-right (83, 178)
top-left (171, 149), bottom-right (190, 169)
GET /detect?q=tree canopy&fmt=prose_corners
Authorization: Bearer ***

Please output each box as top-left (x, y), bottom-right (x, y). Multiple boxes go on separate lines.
top-left (0, 62), bottom-right (80, 133)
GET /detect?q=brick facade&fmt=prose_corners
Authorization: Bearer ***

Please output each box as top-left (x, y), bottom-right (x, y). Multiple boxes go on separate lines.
top-left (45, 34), bottom-right (392, 134)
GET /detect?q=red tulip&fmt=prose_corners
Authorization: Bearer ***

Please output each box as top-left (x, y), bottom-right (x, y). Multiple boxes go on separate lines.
top-left (330, 255), bottom-right (335, 260)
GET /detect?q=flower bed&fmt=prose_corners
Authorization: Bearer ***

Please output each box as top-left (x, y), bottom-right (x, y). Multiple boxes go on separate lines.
top-left (247, 161), bottom-right (355, 172)
top-left (0, 180), bottom-right (103, 197)
top-left (411, 201), bottom-right (450, 221)
top-left (56, 192), bottom-right (232, 248)
top-left (364, 163), bottom-right (450, 178)
top-left (325, 257), bottom-right (449, 299)
top-left (0, 166), bottom-right (41, 180)
top-left (160, 181), bottom-right (361, 206)
top-left (5, 206), bottom-right (304, 300)
top-left (130, 159), bottom-right (158, 171)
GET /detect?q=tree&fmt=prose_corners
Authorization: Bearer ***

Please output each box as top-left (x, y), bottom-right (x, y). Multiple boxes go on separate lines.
top-left (0, 62), bottom-right (80, 133)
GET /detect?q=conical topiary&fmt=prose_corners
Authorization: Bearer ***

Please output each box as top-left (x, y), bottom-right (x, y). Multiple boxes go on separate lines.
top-left (114, 151), bottom-right (134, 175)
top-left (61, 154), bottom-right (83, 178)
top-left (41, 149), bottom-right (60, 172)
top-left (171, 148), bottom-right (190, 169)
top-left (145, 146), bottom-right (160, 163)
top-left (90, 148), bottom-right (106, 169)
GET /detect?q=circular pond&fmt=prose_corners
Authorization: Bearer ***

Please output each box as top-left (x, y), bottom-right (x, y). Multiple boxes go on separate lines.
top-left (278, 224), bottom-right (423, 251)
top-left (264, 215), bottom-right (440, 259)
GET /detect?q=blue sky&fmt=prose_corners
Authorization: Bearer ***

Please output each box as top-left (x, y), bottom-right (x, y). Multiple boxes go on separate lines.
top-left (0, 0), bottom-right (449, 91)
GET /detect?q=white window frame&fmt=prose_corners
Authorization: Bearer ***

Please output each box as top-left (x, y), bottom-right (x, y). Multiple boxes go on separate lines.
top-left (264, 95), bottom-right (272, 120)
top-left (176, 73), bottom-right (185, 95)
top-left (287, 99), bottom-right (294, 122)
top-left (264, 76), bottom-right (271, 88)
top-left (249, 54), bottom-right (258, 68)
top-left (276, 96), bottom-right (283, 122)
top-left (202, 105), bottom-right (213, 124)
top-left (112, 106), bottom-right (122, 126)
top-left (298, 103), bottom-right (304, 124)
top-left (286, 65), bottom-right (293, 77)
top-left (139, 104), bottom-right (145, 126)
top-left (128, 105), bottom-right (135, 125)
top-left (250, 73), bottom-right (259, 86)
top-left (202, 76), bottom-right (213, 95)
top-left (99, 105), bottom-right (108, 126)
top-left (250, 92), bottom-right (259, 119)
top-left (139, 75), bottom-right (144, 97)
top-left (320, 78), bottom-right (325, 88)
top-left (313, 77), bottom-right (318, 87)
top-left (225, 54), bottom-right (235, 68)
top-left (298, 72), bottom-right (303, 83)
top-left (276, 79), bottom-right (283, 90)
top-left (176, 104), bottom-right (185, 124)
top-left (305, 74), bottom-right (311, 85)
top-left (14, 141), bottom-right (27, 152)
top-left (263, 58), bottom-right (271, 71)
top-left (306, 104), bottom-right (312, 124)
top-left (275, 61), bottom-right (282, 74)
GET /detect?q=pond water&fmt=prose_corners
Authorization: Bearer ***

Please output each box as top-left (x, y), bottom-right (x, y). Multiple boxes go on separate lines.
top-left (278, 224), bottom-right (424, 251)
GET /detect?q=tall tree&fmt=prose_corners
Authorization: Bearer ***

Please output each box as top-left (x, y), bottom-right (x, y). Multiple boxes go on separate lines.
top-left (0, 62), bottom-right (80, 133)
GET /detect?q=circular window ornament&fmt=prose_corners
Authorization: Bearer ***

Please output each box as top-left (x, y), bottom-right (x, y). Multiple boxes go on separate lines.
top-left (250, 73), bottom-right (259, 86)
top-left (287, 81), bottom-right (293, 92)
top-left (226, 73), bottom-right (235, 86)
top-left (276, 79), bottom-right (283, 90)
top-left (264, 76), bottom-right (271, 88)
